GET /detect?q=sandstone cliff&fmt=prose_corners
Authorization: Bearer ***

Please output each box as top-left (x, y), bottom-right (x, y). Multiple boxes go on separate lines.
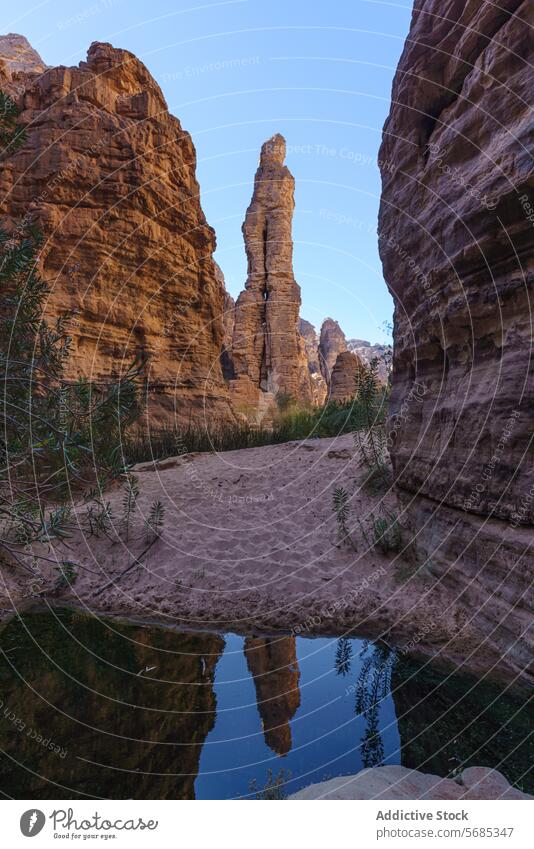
top-left (229, 134), bottom-right (314, 419)
top-left (299, 318), bottom-right (327, 404)
top-left (378, 0), bottom-right (533, 677)
top-left (0, 37), bottom-right (234, 426)
top-left (318, 317), bottom-right (347, 387)
top-left (329, 350), bottom-right (363, 403)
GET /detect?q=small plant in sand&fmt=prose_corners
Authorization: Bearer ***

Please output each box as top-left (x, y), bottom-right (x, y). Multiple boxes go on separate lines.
top-left (332, 486), bottom-right (354, 547)
top-left (120, 473), bottom-right (139, 541)
top-left (145, 499), bottom-right (165, 543)
top-left (53, 560), bottom-right (78, 590)
top-left (359, 506), bottom-right (402, 555)
top-left (352, 358), bottom-right (390, 493)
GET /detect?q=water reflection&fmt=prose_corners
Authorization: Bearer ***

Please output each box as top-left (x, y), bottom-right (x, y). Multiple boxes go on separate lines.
top-left (0, 608), bottom-right (531, 799)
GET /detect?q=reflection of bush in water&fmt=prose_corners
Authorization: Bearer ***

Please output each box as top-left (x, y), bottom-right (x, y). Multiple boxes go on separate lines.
top-left (335, 637), bottom-right (353, 677)
top-left (353, 641), bottom-right (396, 769)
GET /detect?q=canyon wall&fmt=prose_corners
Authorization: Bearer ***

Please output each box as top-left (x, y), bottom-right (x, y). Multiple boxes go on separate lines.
top-left (229, 134), bottom-right (314, 420)
top-left (0, 37), bottom-right (234, 426)
top-left (379, 1), bottom-right (533, 676)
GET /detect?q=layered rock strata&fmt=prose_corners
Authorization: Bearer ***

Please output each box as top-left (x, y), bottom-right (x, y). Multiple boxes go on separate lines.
top-left (378, 0), bottom-right (534, 678)
top-left (329, 351), bottom-right (363, 403)
top-left (299, 318), bottom-right (327, 404)
top-left (318, 317), bottom-right (347, 386)
top-left (0, 37), bottom-right (234, 426)
top-left (229, 134), bottom-right (314, 420)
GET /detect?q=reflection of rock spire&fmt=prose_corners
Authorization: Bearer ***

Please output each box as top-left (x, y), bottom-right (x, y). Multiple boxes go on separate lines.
top-left (244, 636), bottom-right (301, 756)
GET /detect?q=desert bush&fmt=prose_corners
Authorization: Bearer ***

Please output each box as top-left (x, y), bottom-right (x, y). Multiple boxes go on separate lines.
top-left (0, 224), bottom-right (142, 573)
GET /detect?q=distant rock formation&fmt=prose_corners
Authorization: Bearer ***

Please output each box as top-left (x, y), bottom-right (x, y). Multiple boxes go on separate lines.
top-left (347, 339), bottom-right (391, 384)
top-left (228, 135), bottom-right (314, 420)
top-left (329, 351), bottom-right (363, 403)
top-left (378, 0), bottom-right (533, 678)
top-left (0, 33), bottom-right (47, 82)
top-left (0, 37), bottom-right (235, 426)
top-left (318, 318), bottom-right (347, 386)
top-left (298, 319), bottom-right (327, 405)
top-left (244, 636), bottom-right (301, 756)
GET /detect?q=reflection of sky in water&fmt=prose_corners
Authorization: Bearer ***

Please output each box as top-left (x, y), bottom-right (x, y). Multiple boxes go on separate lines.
top-left (195, 634), bottom-right (400, 799)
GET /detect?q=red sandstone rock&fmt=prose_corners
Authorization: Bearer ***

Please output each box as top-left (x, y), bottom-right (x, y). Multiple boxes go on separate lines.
top-left (299, 318), bottom-right (327, 405)
top-left (318, 318), bottom-right (347, 386)
top-left (378, 0), bottom-right (533, 678)
top-left (0, 37), bottom-right (235, 426)
top-left (229, 134), bottom-right (314, 419)
top-left (329, 350), bottom-right (363, 403)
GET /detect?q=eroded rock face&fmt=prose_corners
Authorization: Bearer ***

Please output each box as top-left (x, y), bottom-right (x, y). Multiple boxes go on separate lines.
top-left (329, 351), bottom-right (363, 403)
top-left (347, 339), bottom-right (391, 384)
top-left (0, 33), bottom-right (47, 85)
top-left (299, 318), bottom-right (327, 405)
top-left (378, 1), bottom-right (533, 676)
top-left (229, 135), bottom-right (314, 419)
top-left (0, 38), bottom-right (234, 426)
top-left (244, 636), bottom-right (301, 756)
top-left (319, 318), bottom-right (347, 386)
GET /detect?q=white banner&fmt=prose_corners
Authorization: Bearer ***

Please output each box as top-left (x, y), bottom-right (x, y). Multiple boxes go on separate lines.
top-left (2, 800), bottom-right (532, 848)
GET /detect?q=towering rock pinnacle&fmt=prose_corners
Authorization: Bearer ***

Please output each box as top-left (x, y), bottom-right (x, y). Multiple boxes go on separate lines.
top-left (379, 1), bottom-right (533, 678)
top-left (229, 134), bottom-right (314, 419)
top-left (0, 38), bottom-right (235, 426)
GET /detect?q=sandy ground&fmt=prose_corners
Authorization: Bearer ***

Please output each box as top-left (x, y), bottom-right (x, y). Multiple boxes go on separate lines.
top-left (0, 435), bottom-right (523, 683)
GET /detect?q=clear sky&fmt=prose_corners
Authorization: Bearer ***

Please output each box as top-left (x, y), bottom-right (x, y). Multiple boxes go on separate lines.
top-left (4, 0), bottom-right (413, 342)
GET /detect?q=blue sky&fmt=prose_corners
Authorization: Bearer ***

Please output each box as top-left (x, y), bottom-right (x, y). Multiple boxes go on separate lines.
top-left (4, 0), bottom-right (412, 342)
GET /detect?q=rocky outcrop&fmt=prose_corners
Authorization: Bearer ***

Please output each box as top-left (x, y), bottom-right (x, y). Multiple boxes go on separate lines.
top-left (378, 1), bottom-right (533, 678)
top-left (0, 33), bottom-right (47, 87)
top-left (229, 135), bottom-right (314, 420)
top-left (329, 351), bottom-right (363, 403)
top-left (0, 37), bottom-right (235, 426)
top-left (244, 636), bottom-right (301, 756)
top-left (290, 766), bottom-right (532, 800)
top-left (347, 339), bottom-right (392, 384)
top-left (318, 318), bottom-right (347, 386)
top-left (299, 318), bottom-right (327, 405)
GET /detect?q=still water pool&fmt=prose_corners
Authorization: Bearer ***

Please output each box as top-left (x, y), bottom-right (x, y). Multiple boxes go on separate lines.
top-left (0, 608), bottom-right (531, 798)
